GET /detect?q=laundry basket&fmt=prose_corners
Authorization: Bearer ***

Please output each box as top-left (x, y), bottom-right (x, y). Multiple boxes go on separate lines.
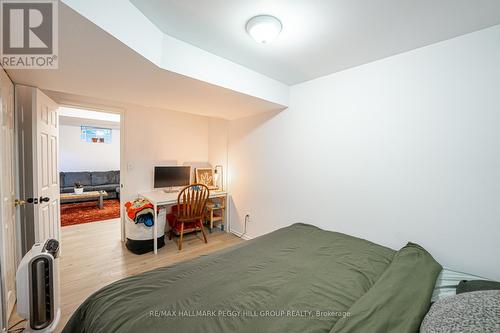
top-left (124, 198), bottom-right (166, 254)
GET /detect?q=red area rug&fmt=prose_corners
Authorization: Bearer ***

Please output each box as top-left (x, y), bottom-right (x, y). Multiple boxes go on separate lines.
top-left (60, 199), bottom-right (121, 227)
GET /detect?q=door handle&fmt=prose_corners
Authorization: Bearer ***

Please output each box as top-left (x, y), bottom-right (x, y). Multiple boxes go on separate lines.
top-left (26, 197), bottom-right (39, 204)
top-left (17, 197), bottom-right (49, 205)
top-left (14, 199), bottom-right (26, 207)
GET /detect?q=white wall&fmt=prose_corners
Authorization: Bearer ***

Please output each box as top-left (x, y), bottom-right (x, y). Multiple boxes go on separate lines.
top-left (208, 118), bottom-right (229, 186)
top-left (122, 105), bottom-right (210, 201)
top-left (224, 25), bottom-right (500, 280)
top-left (60, 124), bottom-right (120, 172)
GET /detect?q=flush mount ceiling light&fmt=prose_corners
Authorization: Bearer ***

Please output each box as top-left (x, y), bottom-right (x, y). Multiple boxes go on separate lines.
top-left (246, 15), bottom-right (282, 44)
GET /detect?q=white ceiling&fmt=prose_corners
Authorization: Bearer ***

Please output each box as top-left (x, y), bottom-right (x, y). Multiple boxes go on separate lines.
top-left (131, 0), bottom-right (500, 85)
top-left (6, 3), bottom-right (284, 120)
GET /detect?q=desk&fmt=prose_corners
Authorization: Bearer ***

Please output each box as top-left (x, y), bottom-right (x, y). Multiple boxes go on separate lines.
top-left (140, 189), bottom-right (227, 254)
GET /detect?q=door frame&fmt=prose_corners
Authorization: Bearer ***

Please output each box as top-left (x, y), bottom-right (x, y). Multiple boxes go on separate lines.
top-left (0, 69), bottom-right (16, 330)
top-left (56, 102), bottom-right (126, 240)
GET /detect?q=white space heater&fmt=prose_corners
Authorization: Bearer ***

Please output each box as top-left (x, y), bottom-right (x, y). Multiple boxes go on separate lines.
top-left (16, 239), bottom-right (61, 332)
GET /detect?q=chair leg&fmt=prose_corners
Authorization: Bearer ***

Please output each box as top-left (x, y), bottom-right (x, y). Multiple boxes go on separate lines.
top-left (199, 220), bottom-right (207, 243)
top-left (168, 228), bottom-right (173, 240)
top-left (178, 223), bottom-right (184, 250)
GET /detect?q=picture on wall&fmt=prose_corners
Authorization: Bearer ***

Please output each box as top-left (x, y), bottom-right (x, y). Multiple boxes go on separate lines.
top-left (195, 168), bottom-right (215, 187)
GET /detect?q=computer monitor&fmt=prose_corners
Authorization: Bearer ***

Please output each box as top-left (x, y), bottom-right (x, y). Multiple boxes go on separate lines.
top-left (154, 166), bottom-right (191, 189)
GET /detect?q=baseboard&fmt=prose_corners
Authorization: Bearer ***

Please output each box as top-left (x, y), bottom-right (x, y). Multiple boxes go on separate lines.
top-left (230, 229), bottom-right (252, 240)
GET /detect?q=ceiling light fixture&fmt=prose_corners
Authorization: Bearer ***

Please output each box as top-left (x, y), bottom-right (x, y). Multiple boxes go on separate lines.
top-left (246, 15), bottom-right (282, 44)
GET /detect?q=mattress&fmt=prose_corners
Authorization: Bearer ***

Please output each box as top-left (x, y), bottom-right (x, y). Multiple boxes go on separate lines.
top-left (63, 223), bottom-right (441, 333)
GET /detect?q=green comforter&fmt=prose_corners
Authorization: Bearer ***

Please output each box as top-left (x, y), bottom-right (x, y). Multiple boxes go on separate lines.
top-left (63, 223), bottom-right (441, 333)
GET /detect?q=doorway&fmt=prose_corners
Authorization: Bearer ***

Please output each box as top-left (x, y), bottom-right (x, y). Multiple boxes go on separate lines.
top-left (58, 107), bottom-right (122, 230)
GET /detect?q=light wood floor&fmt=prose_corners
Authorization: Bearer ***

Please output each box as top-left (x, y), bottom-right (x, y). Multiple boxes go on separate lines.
top-left (10, 218), bottom-right (243, 332)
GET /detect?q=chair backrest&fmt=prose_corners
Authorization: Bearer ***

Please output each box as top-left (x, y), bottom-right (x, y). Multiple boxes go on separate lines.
top-left (176, 183), bottom-right (210, 221)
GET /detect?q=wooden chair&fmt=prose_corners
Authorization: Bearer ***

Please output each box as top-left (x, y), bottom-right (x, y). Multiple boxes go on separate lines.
top-left (168, 184), bottom-right (210, 250)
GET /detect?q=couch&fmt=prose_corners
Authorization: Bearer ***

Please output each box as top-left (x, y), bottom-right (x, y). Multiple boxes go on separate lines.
top-left (60, 171), bottom-right (120, 203)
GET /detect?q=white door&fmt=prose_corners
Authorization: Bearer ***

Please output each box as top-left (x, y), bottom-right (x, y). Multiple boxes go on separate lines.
top-left (34, 89), bottom-right (60, 243)
top-left (0, 69), bottom-right (16, 322)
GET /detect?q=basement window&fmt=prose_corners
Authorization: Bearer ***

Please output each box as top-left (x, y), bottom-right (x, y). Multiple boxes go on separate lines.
top-left (80, 126), bottom-right (112, 144)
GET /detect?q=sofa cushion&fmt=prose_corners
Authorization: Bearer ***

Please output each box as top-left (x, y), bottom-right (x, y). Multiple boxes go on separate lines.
top-left (114, 170), bottom-right (120, 184)
top-left (92, 184), bottom-right (117, 192)
top-left (91, 171), bottom-right (116, 186)
top-left (59, 172), bottom-right (65, 186)
top-left (61, 186), bottom-right (94, 193)
top-left (61, 187), bottom-right (75, 194)
top-left (64, 172), bottom-right (92, 186)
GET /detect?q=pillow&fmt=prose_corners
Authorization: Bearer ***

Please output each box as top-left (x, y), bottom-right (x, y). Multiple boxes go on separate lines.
top-left (420, 290), bottom-right (500, 333)
top-left (457, 280), bottom-right (500, 294)
top-left (91, 171), bottom-right (116, 185)
top-left (64, 172), bottom-right (92, 186)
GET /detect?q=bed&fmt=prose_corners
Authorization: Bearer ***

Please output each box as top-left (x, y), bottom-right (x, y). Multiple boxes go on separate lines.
top-left (62, 223), bottom-right (441, 333)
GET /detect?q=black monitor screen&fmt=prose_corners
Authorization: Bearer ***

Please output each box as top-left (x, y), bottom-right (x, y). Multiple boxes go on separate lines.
top-left (154, 166), bottom-right (191, 188)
